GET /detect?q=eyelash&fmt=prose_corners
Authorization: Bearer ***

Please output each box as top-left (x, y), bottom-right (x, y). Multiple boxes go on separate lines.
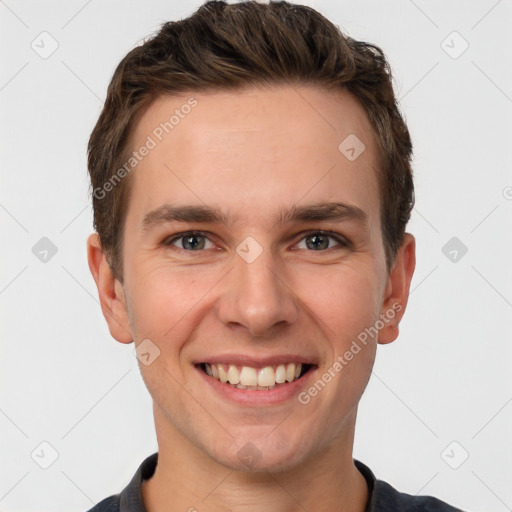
top-left (163, 230), bottom-right (350, 251)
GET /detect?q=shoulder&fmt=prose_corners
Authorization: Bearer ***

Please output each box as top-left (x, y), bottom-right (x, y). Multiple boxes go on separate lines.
top-left (83, 452), bottom-right (157, 512)
top-left (374, 479), bottom-right (464, 512)
top-left (84, 494), bottom-right (120, 512)
top-left (355, 460), bottom-right (464, 512)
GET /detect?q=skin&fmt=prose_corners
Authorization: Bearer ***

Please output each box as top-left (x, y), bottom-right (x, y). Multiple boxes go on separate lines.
top-left (88, 84), bottom-right (415, 512)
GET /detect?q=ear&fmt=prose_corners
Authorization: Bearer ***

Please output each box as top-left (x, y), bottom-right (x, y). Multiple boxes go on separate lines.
top-left (87, 233), bottom-right (133, 344)
top-left (378, 233), bottom-right (416, 345)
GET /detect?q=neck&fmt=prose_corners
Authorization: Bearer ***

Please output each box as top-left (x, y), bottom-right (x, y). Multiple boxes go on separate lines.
top-left (142, 406), bottom-right (368, 512)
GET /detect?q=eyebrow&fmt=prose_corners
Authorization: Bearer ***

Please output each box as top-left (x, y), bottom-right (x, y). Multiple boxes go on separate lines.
top-left (142, 202), bottom-right (368, 231)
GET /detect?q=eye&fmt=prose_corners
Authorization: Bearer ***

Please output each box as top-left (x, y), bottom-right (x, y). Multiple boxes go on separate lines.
top-left (295, 231), bottom-right (348, 251)
top-left (165, 231), bottom-right (215, 251)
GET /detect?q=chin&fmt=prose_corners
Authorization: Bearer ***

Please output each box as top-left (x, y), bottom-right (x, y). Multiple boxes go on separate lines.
top-left (206, 429), bottom-right (317, 474)
top-left (213, 448), bottom-right (308, 474)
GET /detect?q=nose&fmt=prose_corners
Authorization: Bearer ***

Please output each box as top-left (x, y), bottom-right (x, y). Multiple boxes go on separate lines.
top-left (216, 247), bottom-right (299, 337)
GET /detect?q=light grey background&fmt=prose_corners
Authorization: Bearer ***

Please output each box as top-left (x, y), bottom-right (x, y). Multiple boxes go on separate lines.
top-left (1, 1), bottom-right (511, 511)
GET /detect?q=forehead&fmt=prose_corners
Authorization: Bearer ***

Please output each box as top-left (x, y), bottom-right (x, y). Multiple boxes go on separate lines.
top-left (126, 85), bottom-right (381, 230)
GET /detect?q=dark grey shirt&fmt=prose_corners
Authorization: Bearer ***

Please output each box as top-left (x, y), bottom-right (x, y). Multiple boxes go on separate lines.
top-left (86, 452), bottom-right (463, 511)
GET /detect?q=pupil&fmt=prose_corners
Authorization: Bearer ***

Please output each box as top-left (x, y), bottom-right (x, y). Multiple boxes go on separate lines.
top-left (307, 234), bottom-right (328, 250)
top-left (184, 235), bottom-right (204, 250)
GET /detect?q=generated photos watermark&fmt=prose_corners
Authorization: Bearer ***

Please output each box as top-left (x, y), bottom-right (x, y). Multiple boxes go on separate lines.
top-left (93, 97), bottom-right (198, 200)
top-left (298, 302), bottom-right (402, 405)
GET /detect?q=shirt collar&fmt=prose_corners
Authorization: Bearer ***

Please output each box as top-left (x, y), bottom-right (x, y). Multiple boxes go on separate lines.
top-left (119, 452), bottom-right (157, 512)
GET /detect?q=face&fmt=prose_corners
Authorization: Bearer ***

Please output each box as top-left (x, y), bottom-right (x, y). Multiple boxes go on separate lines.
top-left (89, 85), bottom-right (415, 473)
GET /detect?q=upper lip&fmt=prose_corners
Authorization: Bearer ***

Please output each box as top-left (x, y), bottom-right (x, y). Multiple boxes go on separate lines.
top-left (194, 354), bottom-right (318, 367)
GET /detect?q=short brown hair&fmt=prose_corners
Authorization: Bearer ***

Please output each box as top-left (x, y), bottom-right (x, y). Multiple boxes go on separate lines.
top-left (88, 0), bottom-right (414, 280)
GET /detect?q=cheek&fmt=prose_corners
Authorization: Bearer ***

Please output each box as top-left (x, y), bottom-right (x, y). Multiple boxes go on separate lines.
top-left (294, 263), bottom-right (380, 401)
top-left (125, 263), bottom-right (220, 344)
top-left (293, 262), bottom-right (381, 344)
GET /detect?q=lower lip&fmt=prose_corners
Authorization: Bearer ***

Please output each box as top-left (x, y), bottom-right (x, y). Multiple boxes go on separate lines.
top-left (195, 365), bottom-right (317, 406)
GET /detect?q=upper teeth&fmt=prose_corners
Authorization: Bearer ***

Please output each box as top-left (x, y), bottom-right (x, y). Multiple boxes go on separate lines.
top-left (204, 363), bottom-right (303, 387)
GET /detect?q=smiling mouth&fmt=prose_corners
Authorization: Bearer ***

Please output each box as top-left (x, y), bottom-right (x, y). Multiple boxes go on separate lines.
top-left (198, 362), bottom-right (314, 390)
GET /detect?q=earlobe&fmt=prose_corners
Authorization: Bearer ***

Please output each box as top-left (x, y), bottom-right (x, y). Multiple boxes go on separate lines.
top-left (378, 233), bottom-right (416, 345)
top-left (87, 233), bottom-right (133, 344)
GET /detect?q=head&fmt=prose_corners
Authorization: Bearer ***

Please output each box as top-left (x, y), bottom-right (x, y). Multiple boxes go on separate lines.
top-left (88, 0), bottom-right (414, 281)
top-left (87, 0), bottom-right (415, 472)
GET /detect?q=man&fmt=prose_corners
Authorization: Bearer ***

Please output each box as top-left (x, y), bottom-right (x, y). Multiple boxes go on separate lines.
top-left (86, 1), bottom-right (462, 510)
